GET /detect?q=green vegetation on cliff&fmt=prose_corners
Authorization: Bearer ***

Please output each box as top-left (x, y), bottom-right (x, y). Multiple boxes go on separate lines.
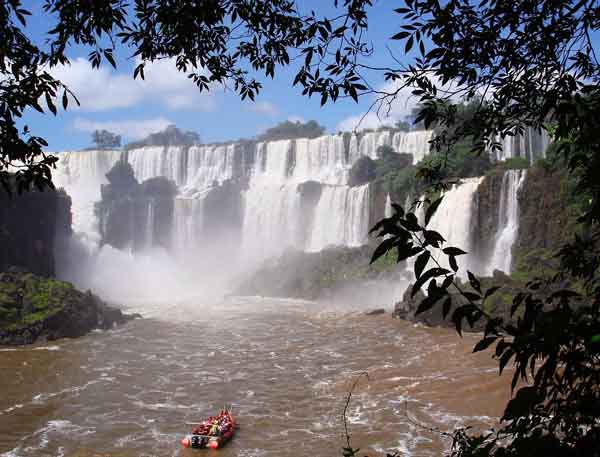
top-left (0, 272), bottom-right (74, 328)
top-left (0, 270), bottom-right (134, 345)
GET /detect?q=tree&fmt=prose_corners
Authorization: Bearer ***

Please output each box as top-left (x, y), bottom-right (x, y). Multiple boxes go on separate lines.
top-left (124, 125), bottom-right (200, 149)
top-left (256, 120), bottom-right (326, 142)
top-left (91, 130), bottom-right (121, 149)
top-left (365, 2), bottom-right (600, 456)
top-left (0, 0), bottom-right (371, 193)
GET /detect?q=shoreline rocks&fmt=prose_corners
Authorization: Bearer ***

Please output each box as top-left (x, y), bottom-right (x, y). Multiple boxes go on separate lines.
top-left (0, 270), bottom-right (140, 346)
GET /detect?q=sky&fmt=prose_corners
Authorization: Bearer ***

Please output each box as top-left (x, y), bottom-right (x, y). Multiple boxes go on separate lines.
top-left (21, 0), bottom-right (419, 151)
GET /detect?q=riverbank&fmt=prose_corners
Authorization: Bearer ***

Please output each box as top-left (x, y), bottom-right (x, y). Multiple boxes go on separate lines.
top-left (0, 270), bottom-right (139, 346)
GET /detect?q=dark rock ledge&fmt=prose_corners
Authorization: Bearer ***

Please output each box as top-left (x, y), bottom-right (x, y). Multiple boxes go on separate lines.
top-left (0, 269), bottom-right (139, 346)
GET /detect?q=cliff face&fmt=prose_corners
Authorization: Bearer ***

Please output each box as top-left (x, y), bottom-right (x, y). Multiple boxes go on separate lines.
top-left (470, 171), bottom-right (504, 272)
top-left (515, 167), bottom-right (576, 274)
top-left (0, 271), bottom-right (136, 345)
top-left (96, 162), bottom-right (177, 251)
top-left (0, 187), bottom-right (72, 277)
top-left (202, 179), bottom-right (244, 246)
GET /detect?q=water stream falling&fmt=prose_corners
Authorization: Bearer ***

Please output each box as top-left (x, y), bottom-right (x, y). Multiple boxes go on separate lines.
top-left (427, 178), bottom-right (485, 276)
top-left (487, 170), bottom-right (527, 275)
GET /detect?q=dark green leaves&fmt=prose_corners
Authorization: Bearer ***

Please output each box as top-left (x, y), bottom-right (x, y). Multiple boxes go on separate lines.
top-left (473, 336), bottom-right (497, 353)
top-left (412, 267), bottom-right (450, 297)
top-left (415, 250), bottom-right (430, 279)
top-left (424, 196), bottom-right (443, 226)
top-left (442, 247), bottom-right (467, 256)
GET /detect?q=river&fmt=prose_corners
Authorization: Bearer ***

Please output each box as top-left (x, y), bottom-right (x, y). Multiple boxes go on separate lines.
top-left (0, 297), bottom-right (509, 457)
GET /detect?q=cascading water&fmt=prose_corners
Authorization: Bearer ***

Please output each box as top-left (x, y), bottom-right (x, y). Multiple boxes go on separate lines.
top-left (490, 127), bottom-right (550, 164)
top-left (51, 130), bottom-right (444, 301)
top-left (53, 149), bottom-right (122, 243)
top-left (292, 135), bottom-right (348, 184)
top-left (171, 196), bottom-right (205, 255)
top-left (184, 144), bottom-right (236, 192)
top-left (127, 146), bottom-right (187, 186)
top-left (427, 177), bottom-right (484, 276)
top-left (392, 130), bottom-right (434, 164)
top-left (349, 129), bottom-right (433, 165)
top-left (486, 170), bottom-right (527, 274)
top-left (241, 140), bottom-right (302, 261)
top-left (145, 199), bottom-right (154, 249)
top-left (307, 184), bottom-right (370, 251)
top-left (385, 193), bottom-right (393, 218)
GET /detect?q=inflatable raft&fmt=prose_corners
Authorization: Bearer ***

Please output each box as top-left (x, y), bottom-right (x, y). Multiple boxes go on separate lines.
top-left (181, 410), bottom-right (236, 449)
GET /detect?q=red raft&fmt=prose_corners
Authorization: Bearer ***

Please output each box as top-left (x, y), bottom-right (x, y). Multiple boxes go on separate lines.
top-left (181, 410), bottom-right (236, 450)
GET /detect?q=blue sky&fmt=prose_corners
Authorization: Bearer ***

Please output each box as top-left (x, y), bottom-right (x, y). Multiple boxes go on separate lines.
top-left (22, 1), bottom-right (415, 151)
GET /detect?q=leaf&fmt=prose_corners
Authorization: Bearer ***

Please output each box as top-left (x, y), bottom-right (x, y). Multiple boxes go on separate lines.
top-left (467, 271), bottom-right (481, 293)
top-left (416, 293), bottom-right (442, 315)
top-left (424, 196), bottom-right (443, 226)
top-left (370, 238), bottom-right (396, 264)
top-left (397, 245), bottom-right (422, 262)
top-left (412, 268), bottom-right (450, 297)
top-left (484, 286), bottom-right (501, 298)
top-left (442, 247), bottom-right (467, 256)
top-left (462, 291), bottom-right (481, 302)
top-left (449, 255), bottom-right (458, 272)
top-left (423, 230), bottom-right (445, 247)
top-left (45, 93), bottom-right (57, 115)
top-left (414, 250), bottom-right (430, 279)
top-left (502, 386), bottom-right (541, 420)
top-left (104, 50), bottom-right (116, 69)
top-left (499, 348), bottom-right (514, 375)
top-left (451, 307), bottom-right (464, 336)
top-left (391, 31), bottom-right (410, 40)
top-left (473, 337), bottom-right (497, 353)
top-left (405, 35), bottom-right (414, 53)
top-left (442, 297), bottom-right (452, 318)
top-left (62, 90), bottom-right (68, 110)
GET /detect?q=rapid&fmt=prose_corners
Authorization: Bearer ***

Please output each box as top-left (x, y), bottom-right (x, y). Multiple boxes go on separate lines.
top-left (0, 297), bottom-right (508, 457)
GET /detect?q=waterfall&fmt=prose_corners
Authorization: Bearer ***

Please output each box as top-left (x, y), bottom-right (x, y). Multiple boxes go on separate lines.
top-left (53, 130), bottom-right (434, 271)
top-left (392, 130), bottom-right (434, 164)
top-left (350, 129), bottom-right (433, 165)
top-left (53, 149), bottom-right (122, 244)
top-left (384, 193), bottom-right (393, 218)
top-left (240, 139), bottom-right (301, 261)
top-left (491, 127), bottom-right (550, 164)
top-left (145, 199), bottom-right (154, 249)
top-left (358, 131), bottom-right (392, 160)
top-left (307, 184), bottom-right (370, 251)
top-left (127, 146), bottom-right (187, 185)
top-left (427, 177), bottom-right (484, 276)
top-left (171, 196), bottom-right (205, 255)
top-left (185, 144), bottom-right (236, 192)
top-left (292, 135), bottom-right (348, 185)
top-left (487, 170), bottom-right (527, 274)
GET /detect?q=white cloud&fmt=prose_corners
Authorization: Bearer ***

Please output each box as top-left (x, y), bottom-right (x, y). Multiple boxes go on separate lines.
top-left (51, 57), bottom-right (216, 112)
top-left (336, 112), bottom-right (397, 133)
top-left (246, 101), bottom-right (279, 116)
top-left (72, 117), bottom-right (173, 140)
top-left (336, 78), bottom-right (419, 132)
top-left (334, 73), bottom-right (464, 133)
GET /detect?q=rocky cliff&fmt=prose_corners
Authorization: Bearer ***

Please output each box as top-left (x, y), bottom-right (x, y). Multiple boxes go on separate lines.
top-left (95, 161), bottom-right (177, 250)
top-left (514, 167), bottom-right (577, 274)
top-left (0, 270), bottom-right (137, 345)
top-left (0, 186), bottom-right (72, 277)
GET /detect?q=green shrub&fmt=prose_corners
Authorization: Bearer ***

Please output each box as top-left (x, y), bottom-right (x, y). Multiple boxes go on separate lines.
top-left (504, 156), bottom-right (530, 169)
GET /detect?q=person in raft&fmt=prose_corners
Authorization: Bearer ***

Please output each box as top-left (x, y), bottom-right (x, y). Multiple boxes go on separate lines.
top-left (209, 419), bottom-right (221, 437)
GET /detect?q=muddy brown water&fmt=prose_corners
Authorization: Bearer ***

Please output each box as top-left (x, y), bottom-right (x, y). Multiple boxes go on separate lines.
top-left (0, 297), bottom-right (510, 457)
